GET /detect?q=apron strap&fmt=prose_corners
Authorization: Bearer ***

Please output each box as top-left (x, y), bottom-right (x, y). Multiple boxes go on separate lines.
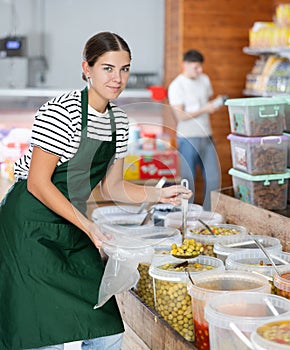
top-left (107, 103), bottom-right (116, 142)
top-left (81, 87), bottom-right (88, 131)
top-left (81, 86), bottom-right (116, 142)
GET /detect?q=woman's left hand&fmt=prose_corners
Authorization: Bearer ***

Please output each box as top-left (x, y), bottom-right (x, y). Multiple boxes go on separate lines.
top-left (159, 185), bottom-right (192, 205)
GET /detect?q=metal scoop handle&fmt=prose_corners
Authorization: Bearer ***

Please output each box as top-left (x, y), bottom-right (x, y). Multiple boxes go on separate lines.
top-left (248, 232), bottom-right (280, 276)
top-left (181, 179), bottom-right (189, 240)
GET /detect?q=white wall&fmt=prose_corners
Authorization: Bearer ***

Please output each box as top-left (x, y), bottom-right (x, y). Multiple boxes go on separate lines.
top-left (0, 0), bottom-right (164, 89)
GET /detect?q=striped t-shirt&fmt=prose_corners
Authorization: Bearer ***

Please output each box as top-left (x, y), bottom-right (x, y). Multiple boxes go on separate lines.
top-left (14, 90), bottom-right (129, 180)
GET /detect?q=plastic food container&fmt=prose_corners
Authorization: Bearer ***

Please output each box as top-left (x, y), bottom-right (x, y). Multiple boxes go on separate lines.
top-left (226, 250), bottom-right (290, 293)
top-left (134, 247), bottom-right (171, 309)
top-left (251, 317), bottom-right (290, 349)
top-left (229, 168), bottom-right (290, 210)
top-left (274, 267), bottom-right (290, 300)
top-left (282, 95), bottom-right (290, 133)
top-left (164, 210), bottom-right (223, 229)
top-left (204, 292), bottom-right (290, 350)
top-left (214, 234), bottom-right (282, 262)
top-left (151, 203), bottom-right (181, 227)
top-left (91, 204), bottom-right (147, 222)
top-left (134, 241), bottom-right (181, 309)
top-left (149, 255), bottom-right (224, 342)
top-left (284, 132), bottom-right (290, 168)
top-left (188, 271), bottom-right (271, 350)
top-left (225, 97), bottom-right (285, 136)
top-left (227, 134), bottom-right (289, 175)
top-left (186, 223), bottom-right (247, 257)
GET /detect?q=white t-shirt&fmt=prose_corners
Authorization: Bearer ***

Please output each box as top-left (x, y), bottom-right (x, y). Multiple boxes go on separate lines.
top-left (14, 90), bottom-right (129, 180)
top-left (168, 73), bottom-right (213, 138)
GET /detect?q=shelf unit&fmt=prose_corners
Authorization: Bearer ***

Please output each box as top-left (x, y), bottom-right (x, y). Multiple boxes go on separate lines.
top-left (243, 46), bottom-right (290, 97)
top-left (243, 46), bottom-right (290, 59)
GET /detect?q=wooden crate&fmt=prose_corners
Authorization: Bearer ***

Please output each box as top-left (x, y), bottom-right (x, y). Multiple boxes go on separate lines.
top-left (117, 291), bottom-right (197, 350)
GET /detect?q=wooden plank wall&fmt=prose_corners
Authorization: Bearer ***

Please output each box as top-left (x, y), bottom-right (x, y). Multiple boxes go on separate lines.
top-left (163, 0), bottom-right (276, 205)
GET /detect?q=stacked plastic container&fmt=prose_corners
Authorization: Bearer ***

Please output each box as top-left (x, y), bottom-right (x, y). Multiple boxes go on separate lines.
top-left (225, 97), bottom-right (290, 210)
top-left (281, 96), bottom-right (290, 203)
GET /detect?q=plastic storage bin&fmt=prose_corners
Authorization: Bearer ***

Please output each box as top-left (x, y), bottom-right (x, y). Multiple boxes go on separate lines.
top-left (149, 255), bottom-right (224, 342)
top-left (227, 134), bottom-right (289, 175)
top-left (188, 272), bottom-right (271, 350)
top-left (214, 234), bottom-right (282, 262)
top-left (186, 223), bottom-right (247, 256)
top-left (229, 168), bottom-right (290, 210)
top-left (251, 317), bottom-right (290, 349)
top-left (225, 250), bottom-right (290, 293)
top-left (204, 292), bottom-right (290, 350)
top-left (283, 95), bottom-right (290, 132)
top-left (284, 133), bottom-right (290, 168)
top-left (225, 97), bottom-right (285, 136)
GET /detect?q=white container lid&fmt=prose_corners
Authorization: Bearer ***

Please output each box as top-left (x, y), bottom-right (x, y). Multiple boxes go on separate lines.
top-left (204, 292), bottom-right (290, 333)
top-left (92, 204), bottom-right (147, 222)
top-left (214, 234), bottom-right (282, 259)
top-left (149, 255), bottom-right (224, 282)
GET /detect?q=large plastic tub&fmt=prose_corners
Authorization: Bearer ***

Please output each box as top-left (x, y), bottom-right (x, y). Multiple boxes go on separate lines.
top-left (274, 266), bottom-right (290, 300)
top-left (186, 223), bottom-right (247, 257)
top-left (204, 292), bottom-right (290, 350)
top-left (225, 250), bottom-right (290, 293)
top-left (229, 168), bottom-right (290, 210)
top-left (225, 97), bottom-right (285, 136)
top-left (214, 234), bottom-right (282, 262)
top-left (251, 317), bottom-right (290, 349)
top-left (149, 254), bottom-right (224, 342)
top-left (227, 134), bottom-right (289, 175)
top-left (188, 271), bottom-right (271, 350)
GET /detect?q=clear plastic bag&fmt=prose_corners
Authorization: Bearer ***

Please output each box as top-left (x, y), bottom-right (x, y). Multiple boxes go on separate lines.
top-left (94, 236), bottom-right (154, 308)
top-left (93, 226), bottom-right (180, 308)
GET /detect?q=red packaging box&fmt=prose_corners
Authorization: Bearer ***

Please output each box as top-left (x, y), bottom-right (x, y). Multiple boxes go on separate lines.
top-left (139, 150), bottom-right (178, 179)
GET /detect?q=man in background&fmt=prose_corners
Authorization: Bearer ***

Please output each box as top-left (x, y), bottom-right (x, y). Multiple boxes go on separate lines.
top-left (168, 49), bottom-right (224, 210)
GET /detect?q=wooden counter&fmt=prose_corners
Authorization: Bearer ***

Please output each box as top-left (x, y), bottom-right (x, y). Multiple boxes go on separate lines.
top-left (3, 181), bottom-right (290, 349)
top-left (117, 291), bottom-right (197, 350)
top-left (211, 187), bottom-right (290, 252)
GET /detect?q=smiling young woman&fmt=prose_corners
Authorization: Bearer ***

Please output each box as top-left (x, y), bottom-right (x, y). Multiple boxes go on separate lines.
top-left (0, 31), bottom-right (192, 350)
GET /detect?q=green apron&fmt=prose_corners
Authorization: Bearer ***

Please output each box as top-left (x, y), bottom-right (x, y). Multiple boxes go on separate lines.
top-left (0, 88), bottom-right (124, 350)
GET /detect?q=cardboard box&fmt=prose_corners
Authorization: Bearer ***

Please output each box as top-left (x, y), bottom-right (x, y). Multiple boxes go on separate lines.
top-left (124, 150), bottom-right (179, 180)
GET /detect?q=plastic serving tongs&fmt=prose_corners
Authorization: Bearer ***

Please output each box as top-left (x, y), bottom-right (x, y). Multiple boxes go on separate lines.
top-left (181, 179), bottom-right (189, 241)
